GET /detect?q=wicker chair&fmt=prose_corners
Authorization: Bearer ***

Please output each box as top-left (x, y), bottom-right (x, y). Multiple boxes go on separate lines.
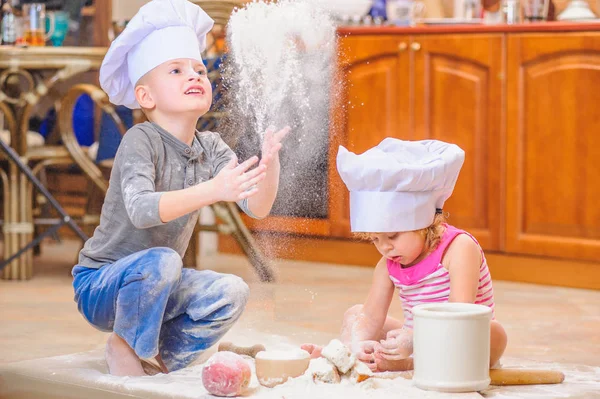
top-left (0, 73), bottom-right (90, 279)
top-left (56, 0), bottom-right (275, 282)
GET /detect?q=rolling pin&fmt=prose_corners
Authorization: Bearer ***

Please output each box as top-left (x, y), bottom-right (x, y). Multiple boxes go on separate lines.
top-left (375, 369), bottom-right (565, 386)
top-left (488, 369), bottom-right (565, 386)
top-left (218, 342), bottom-right (266, 358)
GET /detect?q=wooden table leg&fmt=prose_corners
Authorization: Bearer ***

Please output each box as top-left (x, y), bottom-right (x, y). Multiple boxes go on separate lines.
top-left (2, 162), bottom-right (30, 280)
top-left (0, 167), bottom-right (12, 280)
top-left (1, 101), bottom-right (34, 279)
top-left (21, 171), bottom-right (34, 279)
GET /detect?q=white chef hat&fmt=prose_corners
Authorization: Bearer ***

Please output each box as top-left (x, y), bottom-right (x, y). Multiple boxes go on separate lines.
top-left (99, 0), bottom-right (214, 109)
top-left (336, 138), bottom-right (465, 233)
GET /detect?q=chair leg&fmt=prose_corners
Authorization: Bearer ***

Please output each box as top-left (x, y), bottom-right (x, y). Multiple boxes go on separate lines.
top-left (183, 223), bottom-right (200, 268)
top-left (32, 167), bottom-right (61, 257)
top-left (82, 181), bottom-right (103, 237)
top-left (73, 180), bottom-right (103, 267)
top-left (220, 202), bottom-right (276, 283)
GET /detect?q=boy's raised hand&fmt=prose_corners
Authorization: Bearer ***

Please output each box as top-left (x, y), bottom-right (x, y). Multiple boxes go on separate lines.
top-left (212, 155), bottom-right (267, 202)
top-left (259, 126), bottom-right (291, 169)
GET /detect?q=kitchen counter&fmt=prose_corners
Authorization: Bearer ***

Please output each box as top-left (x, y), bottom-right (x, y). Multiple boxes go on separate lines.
top-left (338, 20), bottom-right (600, 35)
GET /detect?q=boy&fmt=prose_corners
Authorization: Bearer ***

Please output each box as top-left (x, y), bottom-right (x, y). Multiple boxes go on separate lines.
top-left (72, 0), bottom-right (289, 377)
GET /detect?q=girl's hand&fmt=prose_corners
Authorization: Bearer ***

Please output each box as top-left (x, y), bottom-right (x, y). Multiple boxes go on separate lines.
top-left (352, 340), bottom-right (379, 371)
top-left (374, 328), bottom-right (413, 361)
top-left (385, 328), bottom-right (406, 341)
top-left (259, 126), bottom-right (291, 169)
top-left (211, 156), bottom-right (266, 202)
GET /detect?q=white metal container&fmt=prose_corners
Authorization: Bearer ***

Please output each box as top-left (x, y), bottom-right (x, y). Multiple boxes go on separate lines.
top-left (412, 303), bottom-right (492, 393)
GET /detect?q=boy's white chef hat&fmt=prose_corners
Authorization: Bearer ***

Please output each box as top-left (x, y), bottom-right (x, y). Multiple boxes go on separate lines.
top-left (336, 138), bottom-right (465, 233)
top-left (99, 0), bottom-right (214, 109)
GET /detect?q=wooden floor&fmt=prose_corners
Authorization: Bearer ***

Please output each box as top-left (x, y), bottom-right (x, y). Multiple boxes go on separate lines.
top-left (1, 239), bottom-right (599, 368)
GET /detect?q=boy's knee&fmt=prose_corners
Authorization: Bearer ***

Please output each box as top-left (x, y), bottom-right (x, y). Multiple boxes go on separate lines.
top-left (145, 247), bottom-right (183, 284)
top-left (221, 275), bottom-right (250, 311)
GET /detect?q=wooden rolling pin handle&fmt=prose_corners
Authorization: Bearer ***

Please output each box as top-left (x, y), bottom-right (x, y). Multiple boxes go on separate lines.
top-left (218, 342), bottom-right (266, 358)
top-left (489, 369), bottom-right (565, 386)
top-left (377, 369), bottom-right (565, 386)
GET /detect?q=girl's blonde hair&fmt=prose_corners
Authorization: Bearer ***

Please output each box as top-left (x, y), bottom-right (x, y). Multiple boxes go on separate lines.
top-left (355, 211), bottom-right (448, 253)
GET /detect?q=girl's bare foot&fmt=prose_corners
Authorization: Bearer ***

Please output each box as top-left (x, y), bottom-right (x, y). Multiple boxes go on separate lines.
top-left (300, 343), bottom-right (323, 359)
top-left (374, 355), bottom-right (413, 372)
top-left (105, 333), bottom-right (147, 377)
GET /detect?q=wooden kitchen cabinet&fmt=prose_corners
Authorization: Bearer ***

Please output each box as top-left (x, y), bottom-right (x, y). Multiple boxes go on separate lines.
top-left (329, 34), bottom-right (504, 250)
top-left (505, 32), bottom-right (600, 262)
top-left (233, 27), bottom-right (600, 270)
top-left (411, 34), bottom-right (504, 250)
top-left (328, 35), bottom-right (411, 236)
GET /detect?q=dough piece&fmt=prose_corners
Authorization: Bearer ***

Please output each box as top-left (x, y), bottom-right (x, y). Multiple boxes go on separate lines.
top-left (321, 339), bottom-right (356, 374)
top-left (350, 360), bottom-right (373, 383)
top-left (308, 357), bottom-right (341, 384)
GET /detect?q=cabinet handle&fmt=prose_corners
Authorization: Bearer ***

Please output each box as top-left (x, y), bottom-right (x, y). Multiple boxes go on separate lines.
top-left (398, 42), bottom-right (408, 51)
top-left (411, 42), bottom-right (421, 51)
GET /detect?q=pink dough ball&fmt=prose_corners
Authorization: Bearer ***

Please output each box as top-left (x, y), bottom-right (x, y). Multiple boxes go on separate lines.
top-left (202, 352), bottom-right (252, 397)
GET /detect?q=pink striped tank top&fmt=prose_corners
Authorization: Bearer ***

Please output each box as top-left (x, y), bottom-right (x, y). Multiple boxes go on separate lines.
top-left (386, 224), bottom-right (495, 329)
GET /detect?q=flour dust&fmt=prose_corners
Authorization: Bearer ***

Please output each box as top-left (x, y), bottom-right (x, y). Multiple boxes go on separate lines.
top-left (223, 0), bottom-right (339, 256)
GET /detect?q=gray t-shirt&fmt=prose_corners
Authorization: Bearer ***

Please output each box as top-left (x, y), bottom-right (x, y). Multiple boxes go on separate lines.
top-left (78, 121), bottom-right (256, 269)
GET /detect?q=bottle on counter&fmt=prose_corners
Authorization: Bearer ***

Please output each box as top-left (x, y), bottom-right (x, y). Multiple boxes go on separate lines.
top-left (369, 0), bottom-right (388, 23)
top-left (0, 0), bottom-right (4, 44)
top-left (1, 1), bottom-right (17, 45)
top-left (463, 0), bottom-right (483, 19)
top-left (503, 0), bottom-right (521, 23)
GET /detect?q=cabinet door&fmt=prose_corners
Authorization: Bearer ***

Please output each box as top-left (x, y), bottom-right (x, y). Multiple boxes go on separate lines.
top-left (411, 34), bottom-right (504, 251)
top-left (330, 35), bottom-right (410, 236)
top-left (506, 33), bottom-right (600, 261)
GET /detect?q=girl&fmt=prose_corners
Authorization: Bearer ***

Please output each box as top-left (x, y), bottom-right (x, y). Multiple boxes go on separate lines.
top-left (303, 138), bottom-right (507, 372)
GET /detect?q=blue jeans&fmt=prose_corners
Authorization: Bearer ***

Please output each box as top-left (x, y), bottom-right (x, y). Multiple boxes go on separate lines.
top-left (72, 247), bottom-right (249, 371)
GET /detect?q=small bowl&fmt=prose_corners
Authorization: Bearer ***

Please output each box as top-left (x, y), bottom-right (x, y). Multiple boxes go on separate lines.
top-left (255, 349), bottom-right (311, 388)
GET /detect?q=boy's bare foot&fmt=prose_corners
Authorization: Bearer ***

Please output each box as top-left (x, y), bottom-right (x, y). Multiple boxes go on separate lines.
top-left (374, 355), bottom-right (413, 372)
top-left (105, 333), bottom-right (147, 377)
top-left (140, 360), bottom-right (163, 376)
top-left (300, 344), bottom-right (323, 359)
top-left (138, 355), bottom-right (169, 375)
top-left (155, 354), bottom-right (169, 374)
